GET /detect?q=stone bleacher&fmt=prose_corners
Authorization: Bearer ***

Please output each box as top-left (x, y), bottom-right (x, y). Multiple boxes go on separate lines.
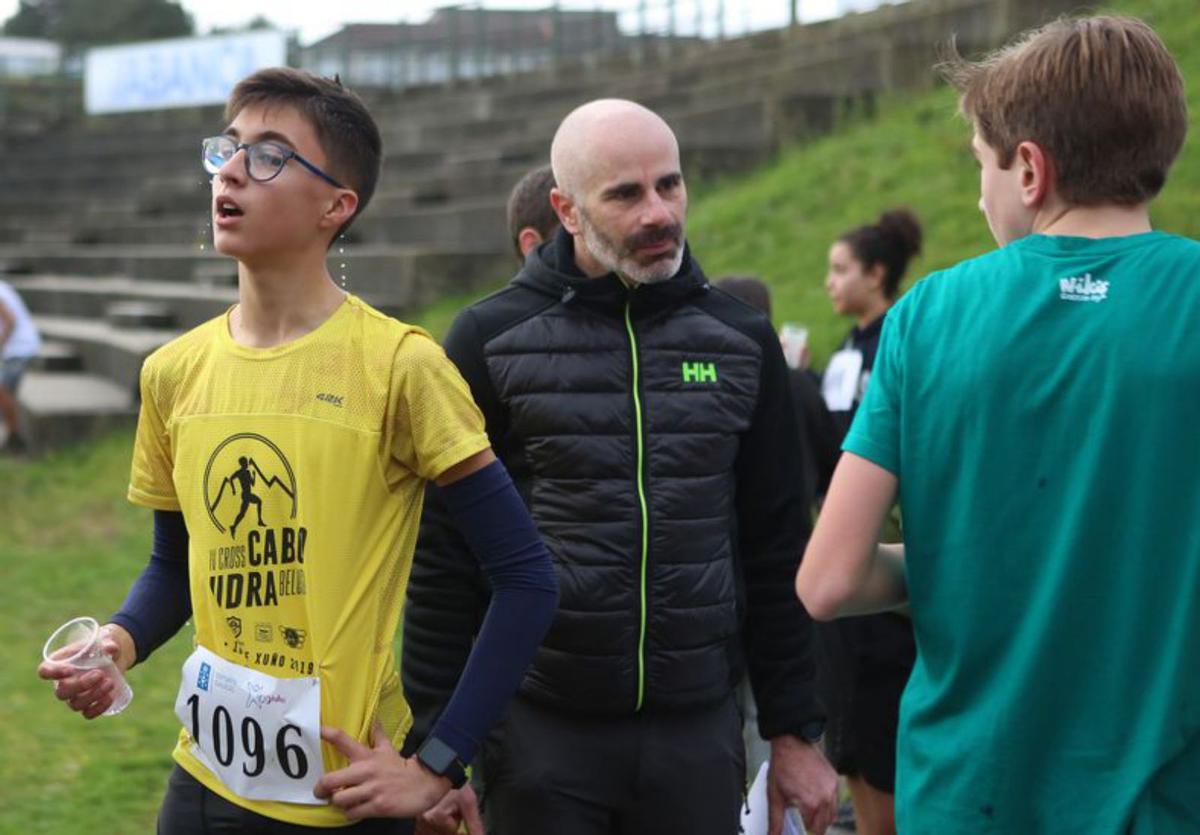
top-left (0, 0), bottom-right (1071, 453)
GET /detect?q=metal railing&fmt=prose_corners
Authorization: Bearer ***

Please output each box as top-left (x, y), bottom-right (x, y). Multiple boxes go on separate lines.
top-left (0, 0), bottom-right (900, 129)
top-left (297, 0), bottom-right (898, 91)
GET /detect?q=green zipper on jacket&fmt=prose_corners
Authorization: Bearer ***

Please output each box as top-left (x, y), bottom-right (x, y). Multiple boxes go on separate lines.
top-left (624, 299), bottom-right (649, 712)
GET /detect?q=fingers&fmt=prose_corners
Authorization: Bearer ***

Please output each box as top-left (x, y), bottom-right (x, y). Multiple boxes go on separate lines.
top-left (797, 790), bottom-right (837, 835)
top-left (418, 805), bottom-right (462, 835)
top-left (369, 719), bottom-right (392, 752)
top-left (313, 761), bottom-right (374, 800)
top-left (44, 665), bottom-right (113, 718)
top-left (766, 781), bottom-right (784, 835)
top-left (461, 792), bottom-right (486, 835)
top-left (37, 660), bottom-right (81, 681)
top-left (327, 783), bottom-right (374, 812)
top-left (321, 725), bottom-right (372, 761)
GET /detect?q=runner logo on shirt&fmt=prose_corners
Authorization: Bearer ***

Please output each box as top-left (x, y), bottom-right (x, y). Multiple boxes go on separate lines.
top-left (1059, 272), bottom-right (1109, 303)
top-left (204, 433), bottom-right (297, 537)
top-left (201, 433), bottom-right (308, 613)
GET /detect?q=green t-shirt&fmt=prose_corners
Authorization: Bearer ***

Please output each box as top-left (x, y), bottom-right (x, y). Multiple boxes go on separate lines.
top-left (844, 232), bottom-right (1200, 833)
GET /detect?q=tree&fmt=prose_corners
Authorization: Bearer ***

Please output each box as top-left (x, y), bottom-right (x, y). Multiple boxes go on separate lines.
top-left (2, 0), bottom-right (194, 47)
top-left (3, 0), bottom-right (53, 38)
top-left (209, 15), bottom-right (279, 36)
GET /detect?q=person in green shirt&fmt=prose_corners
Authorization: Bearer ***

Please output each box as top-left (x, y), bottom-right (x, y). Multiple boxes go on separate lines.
top-left (797, 15), bottom-right (1199, 834)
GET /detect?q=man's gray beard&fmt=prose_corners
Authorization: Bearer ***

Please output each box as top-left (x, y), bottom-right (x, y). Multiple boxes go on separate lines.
top-left (578, 210), bottom-right (684, 285)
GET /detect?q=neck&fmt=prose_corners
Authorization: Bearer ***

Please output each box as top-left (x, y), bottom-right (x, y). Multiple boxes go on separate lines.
top-left (856, 297), bottom-right (890, 331)
top-left (1034, 202), bottom-right (1152, 239)
top-left (231, 257), bottom-right (345, 349)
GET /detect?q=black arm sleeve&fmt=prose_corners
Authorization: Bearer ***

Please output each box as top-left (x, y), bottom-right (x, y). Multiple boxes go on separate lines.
top-left (422, 460), bottom-right (558, 764)
top-left (402, 307), bottom-right (511, 756)
top-left (109, 510), bottom-right (192, 665)
top-left (401, 484), bottom-right (490, 754)
top-left (790, 368), bottom-right (841, 502)
top-left (737, 326), bottom-right (824, 739)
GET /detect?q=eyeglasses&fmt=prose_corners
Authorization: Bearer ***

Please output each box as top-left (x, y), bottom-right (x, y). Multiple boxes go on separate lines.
top-left (202, 135), bottom-right (344, 188)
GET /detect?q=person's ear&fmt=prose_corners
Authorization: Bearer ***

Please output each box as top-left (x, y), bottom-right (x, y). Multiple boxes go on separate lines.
top-left (865, 261), bottom-right (886, 293)
top-left (1016, 140), bottom-right (1053, 209)
top-left (550, 187), bottom-right (580, 235)
top-left (320, 189), bottom-right (359, 232)
top-left (517, 227), bottom-right (545, 257)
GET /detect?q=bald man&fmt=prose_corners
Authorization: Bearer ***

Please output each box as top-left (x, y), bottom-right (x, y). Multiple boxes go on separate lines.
top-left (403, 100), bottom-right (836, 835)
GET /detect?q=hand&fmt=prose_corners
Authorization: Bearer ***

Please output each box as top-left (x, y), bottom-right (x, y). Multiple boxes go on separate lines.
top-left (416, 784), bottom-right (485, 835)
top-left (37, 623), bottom-right (134, 720)
top-left (767, 734), bottom-right (838, 835)
top-left (314, 720), bottom-right (451, 820)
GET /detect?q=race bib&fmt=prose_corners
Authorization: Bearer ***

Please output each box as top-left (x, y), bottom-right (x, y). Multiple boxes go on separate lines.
top-left (822, 348), bottom-right (864, 412)
top-left (175, 645), bottom-right (326, 805)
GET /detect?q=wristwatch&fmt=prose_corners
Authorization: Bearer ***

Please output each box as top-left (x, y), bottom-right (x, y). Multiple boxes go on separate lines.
top-left (797, 719), bottom-right (826, 744)
top-left (415, 736), bottom-right (469, 789)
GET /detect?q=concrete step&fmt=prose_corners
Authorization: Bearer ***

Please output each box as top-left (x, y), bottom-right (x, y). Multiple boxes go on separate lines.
top-left (3, 246), bottom-right (513, 311)
top-left (0, 197), bottom-right (512, 249)
top-left (8, 275), bottom-right (236, 332)
top-left (16, 370), bottom-right (138, 455)
top-left (107, 300), bottom-right (177, 329)
top-left (32, 314), bottom-right (178, 396)
top-left (31, 340), bottom-right (84, 372)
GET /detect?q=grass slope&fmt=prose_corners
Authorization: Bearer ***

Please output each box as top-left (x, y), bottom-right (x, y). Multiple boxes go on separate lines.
top-left (1, 0), bottom-right (1196, 829)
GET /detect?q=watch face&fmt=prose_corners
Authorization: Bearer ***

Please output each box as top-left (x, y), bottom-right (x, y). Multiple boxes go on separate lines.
top-left (419, 738), bottom-right (457, 771)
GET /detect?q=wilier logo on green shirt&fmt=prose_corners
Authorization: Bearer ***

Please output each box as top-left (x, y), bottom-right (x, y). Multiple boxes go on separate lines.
top-left (682, 360), bottom-right (718, 384)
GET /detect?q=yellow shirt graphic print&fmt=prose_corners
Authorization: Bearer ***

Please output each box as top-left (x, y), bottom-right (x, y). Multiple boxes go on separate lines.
top-left (198, 430), bottom-right (311, 675)
top-left (127, 295), bottom-right (489, 826)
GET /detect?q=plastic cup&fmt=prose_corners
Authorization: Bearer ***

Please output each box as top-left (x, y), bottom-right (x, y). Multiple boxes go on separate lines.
top-left (42, 616), bottom-right (133, 716)
top-left (779, 323), bottom-right (809, 370)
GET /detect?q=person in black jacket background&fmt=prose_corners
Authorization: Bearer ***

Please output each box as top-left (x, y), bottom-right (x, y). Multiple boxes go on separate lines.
top-left (403, 99), bottom-right (837, 835)
top-left (814, 209), bottom-right (922, 835)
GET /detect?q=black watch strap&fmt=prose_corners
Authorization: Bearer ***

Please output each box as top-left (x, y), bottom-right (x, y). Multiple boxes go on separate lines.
top-left (415, 736), bottom-right (469, 789)
top-left (798, 719), bottom-right (826, 743)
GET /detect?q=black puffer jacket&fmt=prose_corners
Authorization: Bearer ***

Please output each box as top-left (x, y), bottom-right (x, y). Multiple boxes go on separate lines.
top-left (403, 229), bottom-right (821, 748)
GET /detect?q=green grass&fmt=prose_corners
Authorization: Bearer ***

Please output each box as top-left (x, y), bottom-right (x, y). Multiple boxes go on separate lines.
top-left (411, 0), bottom-right (1200, 370)
top-left (3, 0), bottom-right (1199, 829)
top-left (0, 431), bottom-right (190, 833)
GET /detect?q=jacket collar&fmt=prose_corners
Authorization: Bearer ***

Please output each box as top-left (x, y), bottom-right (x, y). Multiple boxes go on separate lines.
top-left (513, 226), bottom-right (709, 320)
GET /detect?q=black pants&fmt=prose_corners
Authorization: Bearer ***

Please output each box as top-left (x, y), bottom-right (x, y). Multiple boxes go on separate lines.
top-left (481, 694), bottom-right (746, 835)
top-left (157, 765), bottom-right (414, 835)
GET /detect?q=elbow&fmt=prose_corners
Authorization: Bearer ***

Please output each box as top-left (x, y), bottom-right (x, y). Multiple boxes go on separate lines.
top-left (796, 555), bottom-right (851, 622)
top-left (797, 581), bottom-right (843, 622)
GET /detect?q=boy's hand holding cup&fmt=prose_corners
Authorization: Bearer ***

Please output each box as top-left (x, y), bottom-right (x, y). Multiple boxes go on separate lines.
top-left (39, 616), bottom-right (134, 719)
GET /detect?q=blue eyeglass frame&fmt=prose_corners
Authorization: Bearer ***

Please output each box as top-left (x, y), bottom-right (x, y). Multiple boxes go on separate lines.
top-left (202, 135), bottom-right (345, 188)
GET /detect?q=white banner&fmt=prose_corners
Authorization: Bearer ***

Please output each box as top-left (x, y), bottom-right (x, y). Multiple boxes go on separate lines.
top-left (84, 30), bottom-right (287, 115)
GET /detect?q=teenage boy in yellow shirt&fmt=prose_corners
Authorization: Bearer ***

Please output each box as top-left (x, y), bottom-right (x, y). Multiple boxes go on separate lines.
top-left (39, 68), bottom-right (558, 834)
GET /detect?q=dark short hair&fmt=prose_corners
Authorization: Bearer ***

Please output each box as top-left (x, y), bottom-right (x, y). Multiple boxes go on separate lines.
top-left (714, 275), bottom-right (772, 320)
top-left (226, 67), bottom-right (383, 242)
top-left (838, 209), bottom-right (922, 300)
top-left (941, 15), bottom-right (1187, 206)
top-left (505, 164), bottom-right (559, 259)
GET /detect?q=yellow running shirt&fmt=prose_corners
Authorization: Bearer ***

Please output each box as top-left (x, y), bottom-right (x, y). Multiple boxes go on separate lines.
top-left (128, 295), bottom-right (489, 827)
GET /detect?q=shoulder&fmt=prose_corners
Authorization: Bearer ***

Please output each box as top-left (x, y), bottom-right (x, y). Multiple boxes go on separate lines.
top-left (448, 281), bottom-right (555, 349)
top-left (340, 296), bottom-right (450, 375)
top-left (141, 314), bottom-right (226, 379)
top-left (690, 285), bottom-right (777, 349)
top-left (1149, 232), bottom-right (1200, 258)
top-left (884, 245), bottom-right (1016, 326)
